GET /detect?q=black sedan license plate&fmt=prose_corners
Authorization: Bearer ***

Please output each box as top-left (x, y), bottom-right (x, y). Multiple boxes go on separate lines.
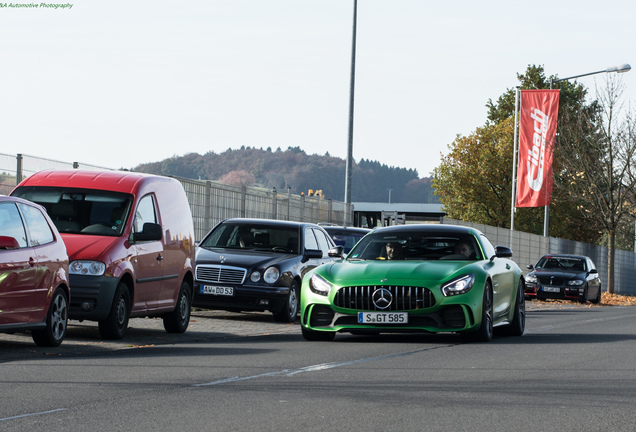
top-left (542, 286), bottom-right (560, 293)
top-left (201, 285), bottom-right (234, 296)
top-left (358, 312), bottom-right (408, 324)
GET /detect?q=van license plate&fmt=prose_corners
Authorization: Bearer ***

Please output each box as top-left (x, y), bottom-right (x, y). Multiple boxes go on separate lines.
top-left (201, 285), bottom-right (234, 296)
top-left (358, 312), bottom-right (407, 324)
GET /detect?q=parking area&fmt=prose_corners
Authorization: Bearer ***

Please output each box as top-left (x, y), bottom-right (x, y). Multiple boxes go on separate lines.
top-left (0, 309), bottom-right (299, 360)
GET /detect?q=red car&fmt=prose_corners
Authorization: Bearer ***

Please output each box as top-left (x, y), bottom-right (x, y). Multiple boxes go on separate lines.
top-left (0, 195), bottom-right (70, 347)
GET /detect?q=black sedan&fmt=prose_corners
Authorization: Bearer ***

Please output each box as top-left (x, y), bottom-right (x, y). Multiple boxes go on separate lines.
top-left (193, 218), bottom-right (338, 322)
top-left (322, 225), bottom-right (371, 255)
top-left (524, 254), bottom-right (602, 303)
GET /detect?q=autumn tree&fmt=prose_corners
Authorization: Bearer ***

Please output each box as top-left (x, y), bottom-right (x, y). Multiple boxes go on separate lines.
top-left (557, 76), bottom-right (636, 293)
top-left (220, 170), bottom-right (255, 187)
top-left (434, 65), bottom-right (604, 243)
top-left (433, 118), bottom-right (515, 227)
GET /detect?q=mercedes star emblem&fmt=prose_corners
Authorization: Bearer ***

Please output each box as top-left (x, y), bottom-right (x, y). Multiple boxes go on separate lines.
top-left (372, 288), bottom-right (393, 310)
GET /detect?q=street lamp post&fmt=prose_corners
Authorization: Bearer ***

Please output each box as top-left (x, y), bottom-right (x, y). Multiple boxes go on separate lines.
top-left (344, 0), bottom-right (357, 208)
top-left (542, 64), bottom-right (631, 237)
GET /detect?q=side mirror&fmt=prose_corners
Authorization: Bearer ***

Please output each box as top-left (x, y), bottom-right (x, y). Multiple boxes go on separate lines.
top-left (0, 236), bottom-right (20, 249)
top-left (302, 248), bottom-right (323, 263)
top-left (328, 246), bottom-right (344, 258)
top-left (493, 246), bottom-right (513, 260)
top-left (133, 222), bottom-right (163, 242)
top-left (589, 269), bottom-right (598, 274)
top-left (527, 264), bottom-right (534, 270)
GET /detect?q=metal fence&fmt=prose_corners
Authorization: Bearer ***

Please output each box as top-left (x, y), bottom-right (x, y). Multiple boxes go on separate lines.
top-left (177, 176), bottom-right (350, 240)
top-left (3, 152), bottom-right (635, 296)
top-left (0, 153), bottom-right (353, 240)
top-left (442, 217), bottom-right (636, 296)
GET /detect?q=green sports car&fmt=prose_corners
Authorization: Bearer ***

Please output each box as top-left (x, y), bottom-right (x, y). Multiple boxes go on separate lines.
top-left (300, 224), bottom-right (525, 342)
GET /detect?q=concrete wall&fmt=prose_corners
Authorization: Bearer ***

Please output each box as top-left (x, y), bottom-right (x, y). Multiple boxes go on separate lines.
top-left (442, 218), bottom-right (636, 296)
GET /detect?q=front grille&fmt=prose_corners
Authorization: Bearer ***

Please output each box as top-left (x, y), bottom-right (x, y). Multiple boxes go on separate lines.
top-left (538, 276), bottom-right (565, 285)
top-left (334, 286), bottom-right (435, 311)
top-left (196, 264), bottom-right (246, 285)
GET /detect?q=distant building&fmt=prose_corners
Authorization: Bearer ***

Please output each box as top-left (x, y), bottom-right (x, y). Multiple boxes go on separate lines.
top-left (352, 202), bottom-right (445, 228)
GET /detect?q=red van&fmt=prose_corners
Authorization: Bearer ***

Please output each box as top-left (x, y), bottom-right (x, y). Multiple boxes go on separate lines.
top-left (11, 170), bottom-right (195, 340)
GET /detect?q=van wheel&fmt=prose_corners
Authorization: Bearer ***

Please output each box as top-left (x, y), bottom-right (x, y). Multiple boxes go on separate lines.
top-left (99, 282), bottom-right (130, 340)
top-left (163, 281), bottom-right (192, 333)
top-left (32, 288), bottom-right (68, 347)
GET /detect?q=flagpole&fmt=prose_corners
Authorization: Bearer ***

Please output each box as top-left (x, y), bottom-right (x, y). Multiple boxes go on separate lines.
top-left (510, 86), bottom-right (521, 239)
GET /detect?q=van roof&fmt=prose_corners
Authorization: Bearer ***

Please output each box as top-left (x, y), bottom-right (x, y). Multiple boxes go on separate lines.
top-left (16, 170), bottom-right (170, 194)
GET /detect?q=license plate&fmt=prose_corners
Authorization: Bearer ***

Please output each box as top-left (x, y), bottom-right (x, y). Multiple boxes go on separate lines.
top-left (358, 312), bottom-right (408, 324)
top-left (543, 286), bottom-right (560, 293)
top-left (201, 285), bottom-right (234, 296)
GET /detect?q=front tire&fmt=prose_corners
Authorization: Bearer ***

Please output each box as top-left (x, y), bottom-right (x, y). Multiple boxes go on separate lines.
top-left (462, 282), bottom-right (493, 343)
top-left (32, 288), bottom-right (68, 347)
top-left (590, 285), bottom-right (602, 304)
top-left (98, 282), bottom-right (130, 340)
top-left (273, 281), bottom-right (299, 323)
top-left (163, 281), bottom-right (192, 333)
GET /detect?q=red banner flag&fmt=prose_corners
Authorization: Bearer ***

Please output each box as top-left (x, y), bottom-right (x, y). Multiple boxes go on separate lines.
top-left (516, 89), bottom-right (560, 207)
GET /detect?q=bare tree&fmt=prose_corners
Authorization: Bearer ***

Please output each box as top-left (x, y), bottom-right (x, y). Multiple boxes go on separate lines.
top-left (558, 76), bottom-right (636, 293)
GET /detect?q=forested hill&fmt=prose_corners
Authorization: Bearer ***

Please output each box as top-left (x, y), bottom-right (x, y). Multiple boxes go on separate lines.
top-left (133, 146), bottom-right (438, 203)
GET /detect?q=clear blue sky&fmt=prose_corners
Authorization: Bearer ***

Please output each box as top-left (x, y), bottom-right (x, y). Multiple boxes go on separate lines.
top-left (1, 0), bottom-right (634, 178)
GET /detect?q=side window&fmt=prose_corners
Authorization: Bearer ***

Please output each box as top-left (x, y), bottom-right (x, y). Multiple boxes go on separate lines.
top-left (314, 229), bottom-right (333, 255)
top-left (133, 195), bottom-right (157, 233)
top-left (0, 202), bottom-right (28, 247)
top-left (479, 234), bottom-right (495, 259)
top-left (18, 203), bottom-right (54, 246)
top-left (304, 227), bottom-right (319, 250)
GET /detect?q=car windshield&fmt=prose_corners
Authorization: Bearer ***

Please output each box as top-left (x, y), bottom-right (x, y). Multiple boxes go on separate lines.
top-left (328, 231), bottom-right (368, 254)
top-left (348, 231), bottom-right (482, 261)
top-left (536, 256), bottom-right (586, 271)
top-left (200, 222), bottom-right (300, 254)
top-left (11, 186), bottom-right (132, 236)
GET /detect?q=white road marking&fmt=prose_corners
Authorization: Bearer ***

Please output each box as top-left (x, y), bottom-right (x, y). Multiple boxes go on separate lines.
top-left (0, 408), bottom-right (67, 422)
top-left (194, 344), bottom-right (453, 387)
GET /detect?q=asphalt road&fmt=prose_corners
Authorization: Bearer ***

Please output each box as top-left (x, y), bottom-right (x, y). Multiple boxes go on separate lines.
top-left (1, 302), bottom-right (636, 431)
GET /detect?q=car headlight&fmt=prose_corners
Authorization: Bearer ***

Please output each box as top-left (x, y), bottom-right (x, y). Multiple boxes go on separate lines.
top-left (250, 271), bottom-right (261, 283)
top-left (441, 274), bottom-right (475, 297)
top-left (263, 266), bottom-right (280, 284)
top-left (568, 279), bottom-right (585, 286)
top-left (309, 274), bottom-right (332, 296)
top-left (70, 260), bottom-right (106, 276)
top-left (525, 274), bottom-right (537, 284)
